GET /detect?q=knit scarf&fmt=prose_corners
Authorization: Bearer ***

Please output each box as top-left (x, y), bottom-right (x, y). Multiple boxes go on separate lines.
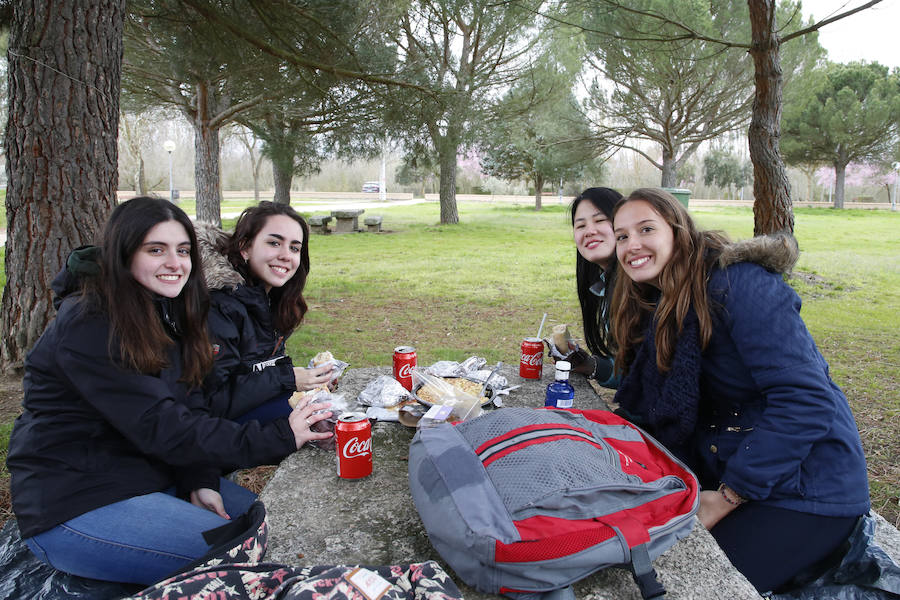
top-left (613, 306), bottom-right (702, 450)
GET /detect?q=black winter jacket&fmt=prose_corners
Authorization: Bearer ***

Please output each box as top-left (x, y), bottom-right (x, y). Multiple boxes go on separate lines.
top-left (197, 224), bottom-right (297, 419)
top-left (7, 265), bottom-right (297, 539)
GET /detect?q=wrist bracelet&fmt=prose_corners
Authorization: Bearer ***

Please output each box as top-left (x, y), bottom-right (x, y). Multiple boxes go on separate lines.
top-left (717, 483), bottom-right (747, 506)
top-left (590, 356), bottom-right (601, 380)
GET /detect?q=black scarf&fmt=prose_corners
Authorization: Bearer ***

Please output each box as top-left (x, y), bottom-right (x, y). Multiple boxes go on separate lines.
top-left (613, 306), bottom-right (702, 450)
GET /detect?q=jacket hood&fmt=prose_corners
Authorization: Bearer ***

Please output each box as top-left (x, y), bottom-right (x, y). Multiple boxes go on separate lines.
top-left (51, 246), bottom-right (101, 309)
top-left (717, 231), bottom-right (799, 274)
top-left (195, 221), bottom-right (244, 291)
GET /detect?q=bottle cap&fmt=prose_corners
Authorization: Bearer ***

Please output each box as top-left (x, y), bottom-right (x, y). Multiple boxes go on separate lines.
top-left (556, 361), bottom-right (571, 372)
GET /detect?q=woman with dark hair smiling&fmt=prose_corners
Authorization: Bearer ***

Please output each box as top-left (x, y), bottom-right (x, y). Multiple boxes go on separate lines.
top-left (564, 187), bottom-right (622, 387)
top-left (200, 201), bottom-right (334, 424)
top-left (7, 197), bottom-right (332, 585)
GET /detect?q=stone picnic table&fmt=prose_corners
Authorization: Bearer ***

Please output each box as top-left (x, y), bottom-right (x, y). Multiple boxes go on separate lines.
top-left (261, 361), bottom-right (770, 599)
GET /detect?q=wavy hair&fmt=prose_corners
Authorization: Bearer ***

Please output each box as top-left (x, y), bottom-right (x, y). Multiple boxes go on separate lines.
top-left (569, 187), bottom-right (622, 358)
top-left (83, 197), bottom-right (213, 386)
top-left (611, 188), bottom-right (729, 373)
top-left (224, 202), bottom-right (311, 334)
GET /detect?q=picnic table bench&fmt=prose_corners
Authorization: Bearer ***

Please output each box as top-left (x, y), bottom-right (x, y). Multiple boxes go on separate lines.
top-left (331, 209), bottom-right (364, 233)
top-left (308, 214), bottom-right (332, 235)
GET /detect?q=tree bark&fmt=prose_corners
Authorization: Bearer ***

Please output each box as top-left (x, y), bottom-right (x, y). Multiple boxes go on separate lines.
top-left (660, 148), bottom-right (677, 188)
top-left (833, 160), bottom-right (847, 209)
top-left (272, 159), bottom-right (293, 205)
top-left (137, 156), bottom-right (146, 196)
top-left (437, 138), bottom-right (459, 225)
top-left (191, 81), bottom-right (222, 225)
top-left (533, 173), bottom-right (544, 211)
top-left (193, 120), bottom-right (221, 224)
top-left (1, 0), bottom-right (124, 372)
top-left (747, 0), bottom-right (794, 236)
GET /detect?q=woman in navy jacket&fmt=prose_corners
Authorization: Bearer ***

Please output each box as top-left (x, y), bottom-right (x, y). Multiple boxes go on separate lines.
top-left (200, 202), bottom-right (333, 423)
top-left (610, 188), bottom-right (869, 594)
top-left (6, 197), bottom-right (332, 585)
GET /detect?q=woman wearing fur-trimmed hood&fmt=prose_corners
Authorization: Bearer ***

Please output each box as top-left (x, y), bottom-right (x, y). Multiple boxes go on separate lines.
top-left (610, 188), bottom-right (869, 596)
top-left (197, 202), bottom-right (333, 422)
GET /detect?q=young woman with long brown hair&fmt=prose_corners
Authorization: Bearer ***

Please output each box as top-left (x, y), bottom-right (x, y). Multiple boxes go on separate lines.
top-left (610, 188), bottom-right (869, 595)
top-left (7, 197), bottom-right (331, 585)
top-left (201, 202), bottom-right (334, 423)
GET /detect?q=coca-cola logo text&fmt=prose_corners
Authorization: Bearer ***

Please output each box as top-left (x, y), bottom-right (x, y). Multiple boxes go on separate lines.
top-left (342, 436), bottom-right (372, 459)
top-left (521, 353), bottom-right (542, 366)
top-left (397, 363), bottom-right (412, 379)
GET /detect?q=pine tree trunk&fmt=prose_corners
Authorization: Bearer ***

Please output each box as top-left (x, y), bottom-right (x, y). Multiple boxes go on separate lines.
top-left (747, 0), bottom-right (794, 236)
top-left (437, 139), bottom-right (459, 225)
top-left (833, 161), bottom-right (847, 209)
top-left (1, 0), bottom-right (124, 372)
top-left (193, 120), bottom-right (221, 224)
top-left (191, 81), bottom-right (221, 224)
top-left (660, 148), bottom-right (677, 188)
top-left (534, 173), bottom-right (544, 210)
top-left (272, 159), bottom-right (293, 205)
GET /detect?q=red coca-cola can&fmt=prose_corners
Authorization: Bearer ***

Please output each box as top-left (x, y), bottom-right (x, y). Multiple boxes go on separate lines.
top-left (393, 345), bottom-right (417, 391)
top-left (335, 412), bottom-right (372, 479)
top-left (519, 337), bottom-right (543, 379)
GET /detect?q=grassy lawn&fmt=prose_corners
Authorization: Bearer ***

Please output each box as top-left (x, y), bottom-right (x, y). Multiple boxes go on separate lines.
top-left (1, 202), bottom-right (898, 526)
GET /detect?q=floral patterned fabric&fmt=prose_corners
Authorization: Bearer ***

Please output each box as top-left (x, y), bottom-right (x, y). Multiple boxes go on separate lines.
top-left (126, 561), bottom-right (463, 600)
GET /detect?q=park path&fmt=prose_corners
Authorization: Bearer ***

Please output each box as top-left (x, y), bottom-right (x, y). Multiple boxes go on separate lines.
top-left (0, 198), bottom-right (429, 246)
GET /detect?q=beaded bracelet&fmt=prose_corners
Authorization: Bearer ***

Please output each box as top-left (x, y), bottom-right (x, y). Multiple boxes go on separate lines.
top-left (717, 483), bottom-right (747, 506)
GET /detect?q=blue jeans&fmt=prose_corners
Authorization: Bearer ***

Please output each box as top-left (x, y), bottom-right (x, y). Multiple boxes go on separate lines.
top-left (233, 391), bottom-right (293, 424)
top-left (24, 479), bottom-right (257, 585)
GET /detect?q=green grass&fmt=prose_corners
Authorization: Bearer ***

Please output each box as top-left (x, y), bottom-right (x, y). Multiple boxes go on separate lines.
top-left (1, 202), bottom-right (898, 526)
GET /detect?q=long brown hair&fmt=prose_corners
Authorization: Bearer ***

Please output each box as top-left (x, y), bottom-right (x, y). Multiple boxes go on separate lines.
top-left (225, 202), bottom-right (311, 334)
top-left (611, 188), bottom-right (728, 373)
top-left (83, 197), bottom-right (213, 386)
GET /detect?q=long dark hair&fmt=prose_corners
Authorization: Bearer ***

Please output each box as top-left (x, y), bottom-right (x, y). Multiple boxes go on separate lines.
top-left (611, 188), bottom-right (728, 373)
top-left (225, 202), bottom-right (311, 334)
top-left (83, 197), bottom-right (213, 386)
top-left (570, 187), bottom-right (623, 358)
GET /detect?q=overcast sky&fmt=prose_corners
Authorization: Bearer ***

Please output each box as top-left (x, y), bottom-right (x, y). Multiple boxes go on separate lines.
top-left (802, 0), bottom-right (900, 68)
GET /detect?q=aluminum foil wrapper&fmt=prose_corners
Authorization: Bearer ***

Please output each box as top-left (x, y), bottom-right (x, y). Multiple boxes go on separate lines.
top-left (425, 356), bottom-right (487, 378)
top-left (357, 375), bottom-right (412, 408)
top-left (307, 391), bottom-right (352, 451)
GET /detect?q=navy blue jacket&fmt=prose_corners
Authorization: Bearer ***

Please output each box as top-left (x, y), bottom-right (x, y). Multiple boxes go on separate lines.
top-left (7, 274), bottom-right (297, 538)
top-left (693, 262), bottom-right (869, 517)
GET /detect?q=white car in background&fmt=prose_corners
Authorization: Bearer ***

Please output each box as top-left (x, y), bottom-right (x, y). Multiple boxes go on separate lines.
top-left (362, 181), bottom-right (381, 193)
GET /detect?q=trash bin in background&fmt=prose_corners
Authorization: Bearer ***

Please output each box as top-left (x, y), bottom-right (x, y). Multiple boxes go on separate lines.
top-left (662, 188), bottom-right (691, 209)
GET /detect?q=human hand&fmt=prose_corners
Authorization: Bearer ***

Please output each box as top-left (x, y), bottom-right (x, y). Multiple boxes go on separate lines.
top-left (697, 489), bottom-right (739, 530)
top-left (293, 364), bottom-right (334, 391)
top-left (190, 488), bottom-right (230, 520)
top-left (288, 396), bottom-right (334, 449)
top-left (566, 348), bottom-right (595, 376)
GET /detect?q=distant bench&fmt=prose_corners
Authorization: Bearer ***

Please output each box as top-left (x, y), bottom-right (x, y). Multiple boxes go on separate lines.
top-left (309, 211), bottom-right (384, 234)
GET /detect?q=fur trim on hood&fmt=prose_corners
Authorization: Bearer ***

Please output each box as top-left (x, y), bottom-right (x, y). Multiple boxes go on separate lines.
top-left (717, 231), bottom-right (799, 274)
top-left (195, 222), bottom-right (244, 291)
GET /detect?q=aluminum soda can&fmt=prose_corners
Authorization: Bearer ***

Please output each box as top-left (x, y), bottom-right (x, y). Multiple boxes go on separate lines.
top-left (335, 412), bottom-right (372, 479)
top-left (519, 337), bottom-right (543, 379)
top-left (392, 345), bottom-right (417, 391)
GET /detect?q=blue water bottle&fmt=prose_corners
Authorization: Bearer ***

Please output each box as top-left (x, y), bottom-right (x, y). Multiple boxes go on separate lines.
top-left (545, 360), bottom-right (575, 408)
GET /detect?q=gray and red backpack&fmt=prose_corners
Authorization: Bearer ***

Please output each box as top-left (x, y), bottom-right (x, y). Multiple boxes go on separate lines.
top-left (408, 407), bottom-right (700, 600)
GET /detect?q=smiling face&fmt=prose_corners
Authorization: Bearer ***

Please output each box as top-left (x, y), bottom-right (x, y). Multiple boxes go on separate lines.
top-left (129, 220), bottom-right (192, 298)
top-left (614, 199), bottom-right (675, 288)
top-left (240, 214), bottom-right (304, 292)
top-left (573, 199), bottom-right (616, 269)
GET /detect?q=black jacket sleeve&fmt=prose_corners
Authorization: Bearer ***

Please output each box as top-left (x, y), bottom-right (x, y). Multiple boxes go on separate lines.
top-left (205, 298), bottom-right (296, 419)
top-left (55, 311), bottom-right (298, 473)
